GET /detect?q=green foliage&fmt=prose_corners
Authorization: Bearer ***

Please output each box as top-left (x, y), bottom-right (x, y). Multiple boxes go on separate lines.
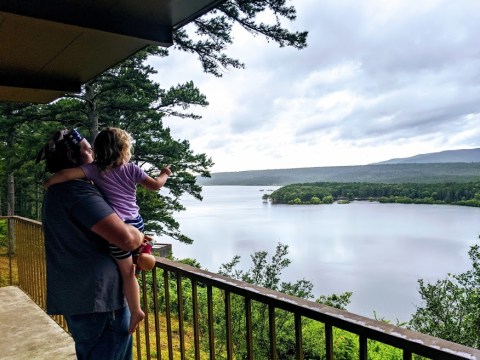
top-left (323, 195), bottom-right (334, 204)
top-left (0, 220), bottom-right (7, 248)
top-left (366, 340), bottom-right (403, 360)
top-left (138, 245), bottom-right (425, 359)
top-left (174, 0), bottom-right (308, 77)
top-left (215, 244), bottom-right (367, 358)
top-left (215, 244), bottom-right (312, 357)
top-left (268, 182), bottom-right (480, 208)
top-left (0, 103), bottom-right (51, 218)
top-left (317, 292), bottom-right (353, 310)
top-left (310, 196), bottom-right (322, 204)
top-left (409, 241), bottom-right (480, 349)
top-left (218, 243), bottom-right (313, 297)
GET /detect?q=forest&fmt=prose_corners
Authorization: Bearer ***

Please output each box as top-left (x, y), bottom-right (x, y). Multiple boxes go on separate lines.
top-left (266, 181), bottom-right (480, 206)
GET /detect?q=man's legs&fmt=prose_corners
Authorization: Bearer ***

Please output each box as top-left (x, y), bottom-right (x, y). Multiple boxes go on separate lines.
top-left (65, 307), bottom-right (132, 360)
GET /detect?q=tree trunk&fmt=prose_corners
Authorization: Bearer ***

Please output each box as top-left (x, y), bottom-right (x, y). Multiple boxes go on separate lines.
top-left (36, 184), bottom-right (42, 220)
top-left (7, 173), bottom-right (15, 256)
top-left (7, 173), bottom-right (14, 216)
top-left (85, 82), bottom-right (99, 141)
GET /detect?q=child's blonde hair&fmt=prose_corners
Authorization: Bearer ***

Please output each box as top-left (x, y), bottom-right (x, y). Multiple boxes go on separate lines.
top-left (94, 127), bottom-right (132, 171)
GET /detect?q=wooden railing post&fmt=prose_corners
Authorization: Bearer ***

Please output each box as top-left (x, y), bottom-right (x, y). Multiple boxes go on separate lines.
top-left (4, 216), bottom-right (15, 286)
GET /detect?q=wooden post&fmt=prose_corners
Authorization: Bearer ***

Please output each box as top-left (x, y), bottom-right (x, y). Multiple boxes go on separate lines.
top-left (7, 173), bottom-right (15, 256)
top-left (7, 217), bottom-right (13, 285)
top-left (7, 173), bottom-right (14, 216)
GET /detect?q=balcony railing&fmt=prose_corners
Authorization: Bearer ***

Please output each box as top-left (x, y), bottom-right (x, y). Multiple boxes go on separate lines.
top-left (1, 215), bottom-right (480, 359)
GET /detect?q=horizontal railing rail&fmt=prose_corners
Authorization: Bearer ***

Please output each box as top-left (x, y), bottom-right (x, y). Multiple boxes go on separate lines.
top-left (2, 215), bottom-right (480, 359)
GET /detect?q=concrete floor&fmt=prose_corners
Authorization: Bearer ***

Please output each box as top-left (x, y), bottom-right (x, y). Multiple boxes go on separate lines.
top-left (0, 286), bottom-right (76, 360)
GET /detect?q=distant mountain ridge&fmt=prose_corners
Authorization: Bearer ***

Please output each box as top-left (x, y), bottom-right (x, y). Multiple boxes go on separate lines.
top-left (373, 148), bottom-right (480, 164)
top-left (198, 148), bottom-right (480, 186)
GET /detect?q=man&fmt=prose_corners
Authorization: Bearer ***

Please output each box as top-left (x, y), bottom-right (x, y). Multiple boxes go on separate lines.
top-left (37, 129), bottom-right (144, 360)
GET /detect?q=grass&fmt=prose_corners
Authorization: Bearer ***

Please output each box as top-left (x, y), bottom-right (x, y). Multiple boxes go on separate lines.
top-left (0, 246), bottom-right (18, 287)
top-left (133, 311), bottom-right (213, 360)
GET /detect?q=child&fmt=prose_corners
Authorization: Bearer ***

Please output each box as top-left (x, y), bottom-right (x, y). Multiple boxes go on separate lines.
top-left (44, 127), bottom-right (172, 334)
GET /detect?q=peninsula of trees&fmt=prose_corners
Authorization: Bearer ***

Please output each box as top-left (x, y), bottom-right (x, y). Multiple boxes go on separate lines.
top-left (265, 182), bottom-right (480, 206)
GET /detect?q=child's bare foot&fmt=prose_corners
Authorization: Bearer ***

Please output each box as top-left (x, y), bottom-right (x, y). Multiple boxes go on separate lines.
top-left (129, 309), bottom-right (145, 334)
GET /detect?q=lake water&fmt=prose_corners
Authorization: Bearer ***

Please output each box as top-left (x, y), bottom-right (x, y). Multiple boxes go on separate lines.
top-left (157, 186), bottom-right (480, 323)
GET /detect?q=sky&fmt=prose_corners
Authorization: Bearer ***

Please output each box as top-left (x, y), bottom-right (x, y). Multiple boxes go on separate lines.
top-left (149, 0), bottom-right (480, 173)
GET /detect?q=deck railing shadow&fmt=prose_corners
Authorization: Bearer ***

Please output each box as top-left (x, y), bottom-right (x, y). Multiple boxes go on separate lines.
top-left (2, 215), bottom-right (479, 359)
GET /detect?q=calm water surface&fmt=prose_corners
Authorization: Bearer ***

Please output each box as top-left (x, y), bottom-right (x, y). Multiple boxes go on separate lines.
top-left (159, 186), bottom-right (480, 322)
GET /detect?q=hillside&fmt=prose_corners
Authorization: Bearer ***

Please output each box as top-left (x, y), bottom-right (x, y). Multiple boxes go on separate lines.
top-left (373, 148), bottom-right (480, 164)
top-left (197, 163), bottom-right (480, 186)
top-left (197, 148), bottom-right (480, 186)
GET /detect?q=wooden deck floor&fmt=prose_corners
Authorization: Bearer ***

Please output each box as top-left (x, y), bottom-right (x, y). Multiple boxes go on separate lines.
top-left (0, 286), bottom-right (75, 360)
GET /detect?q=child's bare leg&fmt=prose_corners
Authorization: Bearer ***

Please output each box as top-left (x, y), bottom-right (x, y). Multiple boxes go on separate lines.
top-left (116, 257), bottom-right (145, 334)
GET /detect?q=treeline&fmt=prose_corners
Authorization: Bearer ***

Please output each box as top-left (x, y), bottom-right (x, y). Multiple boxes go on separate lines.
top-left (266, 182), bottom-right (480, 206)
top-left (197, 163), bottom-right (480, 186)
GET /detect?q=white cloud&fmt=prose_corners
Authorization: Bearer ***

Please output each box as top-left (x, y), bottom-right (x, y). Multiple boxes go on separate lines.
top-left (151, 0), bottom-right (480, 172)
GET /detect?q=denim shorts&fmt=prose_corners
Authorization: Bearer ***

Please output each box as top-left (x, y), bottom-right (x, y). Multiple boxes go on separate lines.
top-left (65, 307), bottom-right (132, 360)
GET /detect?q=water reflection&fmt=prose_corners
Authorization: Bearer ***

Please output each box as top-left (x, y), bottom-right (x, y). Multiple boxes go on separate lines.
top-left (158, 186), bottom-right (480, 322)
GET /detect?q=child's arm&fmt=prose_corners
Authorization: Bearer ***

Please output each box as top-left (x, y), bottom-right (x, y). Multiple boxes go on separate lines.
top-left (140, 165), bottom-right (172, 191)
top-left (44, 167), bottom-right (87, 189)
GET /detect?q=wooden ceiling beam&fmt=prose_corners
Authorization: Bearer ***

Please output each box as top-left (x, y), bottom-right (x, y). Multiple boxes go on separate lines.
top-left (0, 71), bottom-right (81, 93)
top-left (0, 1), bottom-right (173, 46)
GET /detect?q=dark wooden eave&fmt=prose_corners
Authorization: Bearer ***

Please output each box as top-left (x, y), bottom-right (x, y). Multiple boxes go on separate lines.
top-left (0, 0), bottom-right (226, 103)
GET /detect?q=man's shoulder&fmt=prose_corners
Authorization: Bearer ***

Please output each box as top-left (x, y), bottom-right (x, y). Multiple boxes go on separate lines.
top-left (47, 180), bottom-right (102, 202)
top-left (52, 179), bottom-right (98, 191)
top-left (45, 180), bottom-right (114, 227)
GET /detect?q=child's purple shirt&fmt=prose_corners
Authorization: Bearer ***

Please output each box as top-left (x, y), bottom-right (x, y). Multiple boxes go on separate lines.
top-left (80, 162), bottom-right (147, 221)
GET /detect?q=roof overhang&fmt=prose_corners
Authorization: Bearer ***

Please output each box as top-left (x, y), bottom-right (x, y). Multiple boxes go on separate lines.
top-left (0, 0), bottom-right (226, 103)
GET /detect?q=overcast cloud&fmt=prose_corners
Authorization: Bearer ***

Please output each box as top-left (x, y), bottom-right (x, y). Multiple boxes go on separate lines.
top-left (149, 0), bottom-right (480, 172)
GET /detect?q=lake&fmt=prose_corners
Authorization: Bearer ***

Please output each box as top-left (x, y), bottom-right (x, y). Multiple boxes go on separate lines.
top-left (157, 186), bottom-right (480, 323)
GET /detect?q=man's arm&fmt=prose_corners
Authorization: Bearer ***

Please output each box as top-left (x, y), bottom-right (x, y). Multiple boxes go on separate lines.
top-left (91, 213), bottom-right (143, 251)
top-left (44, 167), bottom-right (86, 189)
